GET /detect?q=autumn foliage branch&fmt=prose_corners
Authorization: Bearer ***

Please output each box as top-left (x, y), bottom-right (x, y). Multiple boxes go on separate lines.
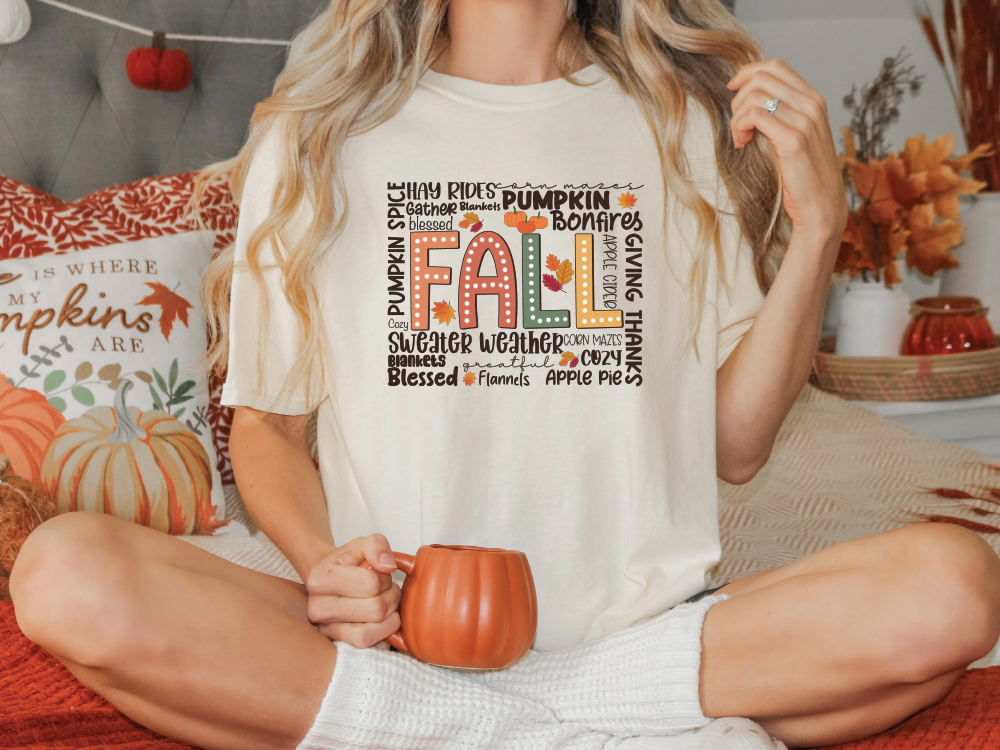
top-left (837, 131), bottom-right (991, 287)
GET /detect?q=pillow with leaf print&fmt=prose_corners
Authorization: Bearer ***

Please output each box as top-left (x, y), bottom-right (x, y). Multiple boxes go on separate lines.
top-left (0, 174), bottom-right (245, 535)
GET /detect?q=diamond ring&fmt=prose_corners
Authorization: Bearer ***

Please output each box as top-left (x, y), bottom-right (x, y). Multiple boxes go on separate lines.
top-left (765, 98), bottom-right (780, 115)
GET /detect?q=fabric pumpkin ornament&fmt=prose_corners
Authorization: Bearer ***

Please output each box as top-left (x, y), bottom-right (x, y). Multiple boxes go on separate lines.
top-left (0, 379), bottom-right (66, 484)
top-left (126, 31), bottom-right (192, 92)
top-left (0, 454), bottom-right (56, 601)
top-left (0, 0), bottom-right (30, 45)
top-left (41, 380), bottom-right (224, 535)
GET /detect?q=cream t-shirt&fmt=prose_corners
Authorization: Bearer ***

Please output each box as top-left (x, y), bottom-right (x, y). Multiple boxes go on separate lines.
top-left (221, 65), bottom-right (764, 651)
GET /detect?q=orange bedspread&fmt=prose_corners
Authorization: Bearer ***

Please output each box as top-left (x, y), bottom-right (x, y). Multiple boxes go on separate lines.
top-left (1, 600), bottom-right (998, 749)
top-left (0, 602), bottom-right (192, 749)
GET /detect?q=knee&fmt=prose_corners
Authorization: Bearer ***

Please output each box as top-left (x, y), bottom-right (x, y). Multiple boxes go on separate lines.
top-left (887, 523), bottom-right (1000, 682)
top-left (10, 512), bottom-right (147, 668)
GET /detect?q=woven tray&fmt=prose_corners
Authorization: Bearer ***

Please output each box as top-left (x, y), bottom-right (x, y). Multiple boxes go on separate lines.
top-left (810, 337), bottom-right (1000, 402)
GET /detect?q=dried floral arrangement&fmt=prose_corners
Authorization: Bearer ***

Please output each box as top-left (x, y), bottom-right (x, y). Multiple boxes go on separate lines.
top-left (917, 1), bottom-right (1000, 191)
top-left (842, 51), bottom-right (924, 163)
top-left (836, 53), bottom-right (992, 286)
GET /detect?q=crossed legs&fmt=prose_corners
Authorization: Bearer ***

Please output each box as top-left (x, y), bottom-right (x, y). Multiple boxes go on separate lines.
top-left (701, 522), bottom-right (1000, 746)
top-left (10, 513), bottom-right (1000, 749)
top-left (10, 513), bottom-right (332, 750)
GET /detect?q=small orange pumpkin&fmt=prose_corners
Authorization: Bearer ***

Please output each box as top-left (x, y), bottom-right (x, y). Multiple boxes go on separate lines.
top-left (532, 213), bottom-right (549, 229)
top-left (504, 210), bottom-right (527, 227)
top-left (517, 218), bottom-right (537, 234)
top-left (41, 380), bottom-right (222, 535)
top-left (0, 379), bottom-right (66, 484)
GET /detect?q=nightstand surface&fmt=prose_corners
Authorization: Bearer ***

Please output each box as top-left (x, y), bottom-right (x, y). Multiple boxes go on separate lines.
top-left (853, 393), bottom-right (1000, 457)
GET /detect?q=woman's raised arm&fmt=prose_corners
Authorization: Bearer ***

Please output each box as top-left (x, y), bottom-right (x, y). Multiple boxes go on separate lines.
top-left (716, 59), bottom-right (849, 485)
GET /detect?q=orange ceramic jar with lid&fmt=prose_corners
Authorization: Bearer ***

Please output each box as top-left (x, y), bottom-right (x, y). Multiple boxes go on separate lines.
top-left (901, 296), bottom-right (995, 355)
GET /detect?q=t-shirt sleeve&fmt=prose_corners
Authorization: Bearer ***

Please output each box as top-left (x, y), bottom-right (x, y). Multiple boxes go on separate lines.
top-left (715, 219), bottom-right (765, 369)
top-left (219, 130), bottom-right (327, 415)
top-left (683, 99), bottom-right (767, 369)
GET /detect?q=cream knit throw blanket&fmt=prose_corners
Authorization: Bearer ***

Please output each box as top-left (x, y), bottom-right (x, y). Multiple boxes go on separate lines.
top-left (296, 593), bottom-right (789, 750)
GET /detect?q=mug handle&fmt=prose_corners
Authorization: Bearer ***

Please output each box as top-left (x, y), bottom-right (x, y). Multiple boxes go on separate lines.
top-left (362, 551), bottom-right (415, 653)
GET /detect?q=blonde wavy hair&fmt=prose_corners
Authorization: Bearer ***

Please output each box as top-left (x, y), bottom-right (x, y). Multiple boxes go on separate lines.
top-left (193, 0), bottom-right (787, 403)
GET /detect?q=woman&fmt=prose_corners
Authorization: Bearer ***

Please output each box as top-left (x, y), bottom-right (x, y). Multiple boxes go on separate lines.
top-left (11, 0), bottom-right (1000, 747)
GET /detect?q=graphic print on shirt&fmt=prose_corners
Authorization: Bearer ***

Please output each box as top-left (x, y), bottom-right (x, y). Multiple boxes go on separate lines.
top-left (386, 182), bottom-right (645, 388)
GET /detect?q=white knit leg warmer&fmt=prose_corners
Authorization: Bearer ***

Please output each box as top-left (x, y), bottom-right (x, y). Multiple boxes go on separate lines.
top-left (296, 640), bottom-right (614, 750)
top-left (470, 593), bottom-right (730, 738)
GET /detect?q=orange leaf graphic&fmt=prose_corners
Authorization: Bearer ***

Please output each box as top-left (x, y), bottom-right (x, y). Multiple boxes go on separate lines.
top-left (463, 372), bottom-right (476, 386)
top-left (559, 351), bottom-right (575, 366)
top-left (618, 192), bottom-right (637, 208)
top-left (545, 254), bottom-right (560, 271)
top-left (137, 282), bottom-right (193, 342)
top-left (556, 259), bottom-right (574, 287)
top-left (432, 300), bottom-right (456, 326)
top-left (459, 219), bottom-right (470, 228)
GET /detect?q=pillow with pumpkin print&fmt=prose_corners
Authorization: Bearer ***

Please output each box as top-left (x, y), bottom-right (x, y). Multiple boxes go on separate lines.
top-left (0, 174), bottom-right (243, 535)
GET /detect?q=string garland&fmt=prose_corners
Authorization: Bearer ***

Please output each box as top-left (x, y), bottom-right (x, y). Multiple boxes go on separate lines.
top-left (31, 0), bottom-right (293, 46)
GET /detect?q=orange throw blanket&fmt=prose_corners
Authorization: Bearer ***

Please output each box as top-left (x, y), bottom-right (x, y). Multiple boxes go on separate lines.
top-left (1, 600), bottom-right (998, 749)
top-left (0, 602), bottom-right (193, 749)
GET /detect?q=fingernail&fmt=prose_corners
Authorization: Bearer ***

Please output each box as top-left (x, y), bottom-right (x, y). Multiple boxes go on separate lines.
top-left (379, 553), bottom-right (396, 568)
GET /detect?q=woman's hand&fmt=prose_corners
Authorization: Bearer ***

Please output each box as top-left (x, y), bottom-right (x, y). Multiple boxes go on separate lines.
top-left (728, 59), bottom-right (848, 248)
top-left (305, 533), bottom-right (402, 649)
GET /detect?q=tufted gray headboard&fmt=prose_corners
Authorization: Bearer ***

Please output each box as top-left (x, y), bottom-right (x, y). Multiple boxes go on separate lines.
top-left (0, 0), bottom-right (326, 200)
top-left (1, 0), bottom-right (736, 201)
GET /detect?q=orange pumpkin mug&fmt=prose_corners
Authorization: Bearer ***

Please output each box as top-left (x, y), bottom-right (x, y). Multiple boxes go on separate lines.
top-left (374, 544), bottom-right (537, 670)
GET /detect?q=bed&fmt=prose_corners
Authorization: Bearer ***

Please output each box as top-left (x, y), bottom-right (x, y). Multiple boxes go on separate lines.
top-left (1, 2), bottom-right (999, 749)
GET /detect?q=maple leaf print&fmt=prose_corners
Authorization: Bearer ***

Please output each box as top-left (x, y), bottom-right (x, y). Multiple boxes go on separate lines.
top-left (541, 257), bottom-right (573, 292)
top-left (556, 259), bottom-right (574, 287)
top-left (542, 274), bottom-right (563, 293)
top-left (559, 351), bottom-right (579, 367)
top-left (463, 372), bottom-right (476, 386)
top-left (459, 212), bottom-right (483, 232)
top-left (432, 300), bottom-right (456, 325)
top-left (618, 191), bottom-right (637, 208)
top-left (137, 282), bottom-right (193, 342)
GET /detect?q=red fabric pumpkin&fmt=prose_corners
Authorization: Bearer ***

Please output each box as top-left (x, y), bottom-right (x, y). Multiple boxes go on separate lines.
top-left (126, 32), bottom-right (192, 93)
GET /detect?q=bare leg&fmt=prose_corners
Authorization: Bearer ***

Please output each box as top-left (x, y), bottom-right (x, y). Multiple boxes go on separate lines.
top-left (699, 523), bottom-right (1000, 747)
top-left (10, 512), bottom-right (336, 750)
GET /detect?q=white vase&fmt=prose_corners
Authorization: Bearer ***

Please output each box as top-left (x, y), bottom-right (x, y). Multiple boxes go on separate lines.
top-left (824, 260), bottom-right (941, 339)
top-left (835, 278), bottom-right (912, 357)
top-left (941, 192), bottom-right (1000, 332)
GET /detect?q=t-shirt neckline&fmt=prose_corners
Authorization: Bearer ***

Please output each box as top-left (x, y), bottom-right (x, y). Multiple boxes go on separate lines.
top-left (418, 63), bottom-right (609, 108)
